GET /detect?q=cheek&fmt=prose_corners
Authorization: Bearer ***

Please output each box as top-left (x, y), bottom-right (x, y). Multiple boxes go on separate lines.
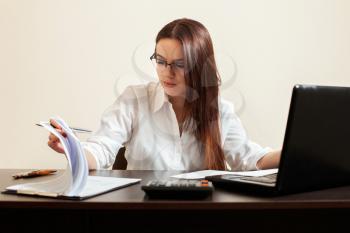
top-left (177, 73), bottom-right (186, 84)
top-left (178, 78), bottom-right (186, 88)
top-left (177, 77), bottom-right (187, 94)
top-left (156, 70), bottom-right (162, 79)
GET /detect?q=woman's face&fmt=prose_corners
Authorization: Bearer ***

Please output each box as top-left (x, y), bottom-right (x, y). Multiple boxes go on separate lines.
top-left (155, 39), bottom-right (186, 98)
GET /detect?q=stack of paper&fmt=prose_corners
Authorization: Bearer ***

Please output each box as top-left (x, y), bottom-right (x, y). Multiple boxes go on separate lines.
top-left (5, 117), bottom-right (141, 200)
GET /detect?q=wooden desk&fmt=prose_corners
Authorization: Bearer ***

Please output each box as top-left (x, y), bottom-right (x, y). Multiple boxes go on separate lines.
top-left (1, 169), bottom-right (350, 232)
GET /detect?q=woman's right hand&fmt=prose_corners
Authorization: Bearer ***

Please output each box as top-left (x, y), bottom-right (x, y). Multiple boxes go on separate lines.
top-left (47, 119), bottom-right (67, 154)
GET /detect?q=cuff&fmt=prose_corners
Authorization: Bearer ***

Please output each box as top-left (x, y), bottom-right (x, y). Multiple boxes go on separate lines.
top-left (252, 147), bottom-right (273, 170)
top-left (81, 142), bottom-right (100, 170)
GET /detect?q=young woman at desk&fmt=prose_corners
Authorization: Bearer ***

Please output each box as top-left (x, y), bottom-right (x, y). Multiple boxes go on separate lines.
top-left (47, 18), bottom-right (281, 171)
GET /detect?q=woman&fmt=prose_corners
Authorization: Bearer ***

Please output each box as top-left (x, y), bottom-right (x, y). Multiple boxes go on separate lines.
top-left (48, 18), bottom-right (281, 171)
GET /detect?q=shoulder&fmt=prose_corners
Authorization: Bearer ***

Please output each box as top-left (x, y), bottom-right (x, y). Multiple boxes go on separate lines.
top-left (218, 97), bottom-right (245, 141)
top-left (113, 82), bottom-right (161, 114)
top-left (219, 97), bottom-right (235, 117)
top-left (117, 81), bottom-right (159, 101)
top-left (218, 97), bottom-right (242, 129)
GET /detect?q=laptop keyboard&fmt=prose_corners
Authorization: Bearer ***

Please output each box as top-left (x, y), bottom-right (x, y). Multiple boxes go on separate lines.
top-left (240, 173), bottom-right (277, 184)
top-left (224, 173), bottom-right (277, 184)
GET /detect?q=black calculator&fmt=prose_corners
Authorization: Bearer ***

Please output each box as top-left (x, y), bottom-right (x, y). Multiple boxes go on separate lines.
top-left (141, 179), bottom-right (214, 199)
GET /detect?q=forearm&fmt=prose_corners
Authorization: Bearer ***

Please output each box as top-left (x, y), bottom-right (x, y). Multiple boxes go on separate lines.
top-left (84, 149), bottom-right (98, 171)
top-left (257, 149), bottom-right (281, 170)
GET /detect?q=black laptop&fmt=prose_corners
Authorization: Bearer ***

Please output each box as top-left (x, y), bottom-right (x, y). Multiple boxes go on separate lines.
top-left (206, 84), bottom-right (350, 195)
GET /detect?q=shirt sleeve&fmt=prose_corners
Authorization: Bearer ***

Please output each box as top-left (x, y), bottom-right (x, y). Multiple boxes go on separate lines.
top-left (81, 87), bottom-right (136, 169)
top-left (220, 100), bottom-right (272, 171)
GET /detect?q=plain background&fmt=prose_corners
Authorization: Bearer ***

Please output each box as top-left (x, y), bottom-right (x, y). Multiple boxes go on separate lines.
top-left (0, 0), bottom-right (349, 169)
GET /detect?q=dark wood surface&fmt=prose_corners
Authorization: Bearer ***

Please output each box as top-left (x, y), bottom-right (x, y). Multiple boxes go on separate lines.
top-left (1, 169), bottom-right (350, 209)
top-left (1, 169), bottom-right (350, 232)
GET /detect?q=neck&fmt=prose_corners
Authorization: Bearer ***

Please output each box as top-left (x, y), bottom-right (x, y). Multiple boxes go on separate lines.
top-left (169, 95), bottom-right (185, 109)
top-left (169, 95), bottom-right (186, 124)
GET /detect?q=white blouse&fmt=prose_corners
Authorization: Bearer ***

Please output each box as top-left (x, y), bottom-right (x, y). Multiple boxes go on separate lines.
top-left (82, 82), bottom-right (271, 171)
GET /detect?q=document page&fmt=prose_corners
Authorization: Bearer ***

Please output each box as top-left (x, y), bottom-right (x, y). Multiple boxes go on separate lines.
top-left (171, 169), bottom-right (278, 180)
top-left (78, 176), bottom-right (141, 198)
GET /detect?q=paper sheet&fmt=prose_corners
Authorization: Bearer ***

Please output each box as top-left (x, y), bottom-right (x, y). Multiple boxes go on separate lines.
top-left (171, 169), bottom-right (278, 180)
top-left (78, 176), bottom-right (140, 197)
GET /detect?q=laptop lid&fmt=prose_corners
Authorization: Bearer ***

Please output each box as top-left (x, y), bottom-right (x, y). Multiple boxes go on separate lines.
top-left (276, 84), bottom-right (350, 194)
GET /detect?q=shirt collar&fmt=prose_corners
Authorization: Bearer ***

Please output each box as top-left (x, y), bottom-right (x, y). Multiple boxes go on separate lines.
top-left (152, 82), bottom-right (170, 113)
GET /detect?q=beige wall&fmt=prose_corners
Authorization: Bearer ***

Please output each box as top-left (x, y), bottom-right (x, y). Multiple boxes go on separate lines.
top-left (1, 0), bottom-right (349, 169)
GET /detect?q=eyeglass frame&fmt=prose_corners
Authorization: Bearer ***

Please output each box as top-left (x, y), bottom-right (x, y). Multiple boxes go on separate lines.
top-left (150, 53), bottom-right (185, 73)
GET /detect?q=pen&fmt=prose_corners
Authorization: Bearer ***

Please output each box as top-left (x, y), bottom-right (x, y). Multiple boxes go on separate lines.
top-left (35, 123), bottom-right (92, 133)
top-left (12, 169), bottom-right (57, 179)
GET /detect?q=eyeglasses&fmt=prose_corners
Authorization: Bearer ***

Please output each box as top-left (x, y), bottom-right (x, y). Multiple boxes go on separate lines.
top-left (150, 53), bottom-right (185, 73)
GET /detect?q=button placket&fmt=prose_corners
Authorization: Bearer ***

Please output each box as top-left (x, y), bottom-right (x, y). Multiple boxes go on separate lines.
top-left (175, 140), bottom-right (182, 156)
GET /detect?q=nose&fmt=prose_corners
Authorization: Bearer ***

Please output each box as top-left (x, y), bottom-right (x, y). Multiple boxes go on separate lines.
top-left (163, 64), bottom-right (176, 77)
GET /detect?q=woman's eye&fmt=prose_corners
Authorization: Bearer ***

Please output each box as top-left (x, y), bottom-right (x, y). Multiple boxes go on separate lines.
top-left (156, 59), bottom-right (166, 65)
top-left (175, 63), bottom-right (184, 69)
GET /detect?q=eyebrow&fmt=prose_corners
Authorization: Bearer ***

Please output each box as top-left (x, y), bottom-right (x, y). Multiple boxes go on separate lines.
top-left (156, 53), bottom-right (184, 62)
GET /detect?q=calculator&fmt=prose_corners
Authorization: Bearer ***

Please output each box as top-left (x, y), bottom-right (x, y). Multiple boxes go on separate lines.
top-left (141, 179), bottom-right (214, 199)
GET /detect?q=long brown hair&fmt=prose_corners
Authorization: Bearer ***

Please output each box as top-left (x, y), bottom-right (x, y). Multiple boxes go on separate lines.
top-left (155, 18), bottom-right (226, 170)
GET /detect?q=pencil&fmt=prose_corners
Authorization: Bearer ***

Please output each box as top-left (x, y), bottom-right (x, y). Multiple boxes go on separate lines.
top-left (35, 123), bottom-right (92, 133)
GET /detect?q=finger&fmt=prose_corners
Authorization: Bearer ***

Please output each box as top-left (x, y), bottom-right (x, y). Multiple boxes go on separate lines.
top-left (48, 140), bottom-right (64, 153)
top-left (49, 119), bottom-right (66, 137)
top-left (48, 126), bottom-right (67, 138)
top-left (56, 144), bottom-right (65, 153)
top-left (49, 134), bottom-right (58, 141)
top-left (50, 138), bottom-right (59, 145)
top-left (49, 134), bottom-right (62, 143)
top-left (48, 140), bottom-right (53, 149)
top-left (50, 119), bottom-right (62, 130)
top-left (48, 130), bottom-right (66, 140)
top-left (57, 129), bottom-right (67, 138)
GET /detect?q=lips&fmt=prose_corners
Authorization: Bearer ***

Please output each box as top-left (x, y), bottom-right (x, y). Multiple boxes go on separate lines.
top-left (163, 80), bottom-right (176, 87)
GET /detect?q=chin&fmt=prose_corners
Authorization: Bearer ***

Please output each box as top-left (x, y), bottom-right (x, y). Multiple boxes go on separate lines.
top-left (163, 86), bottom-right (184, 98)
top-left (164, 88), bottom-right (179, 97)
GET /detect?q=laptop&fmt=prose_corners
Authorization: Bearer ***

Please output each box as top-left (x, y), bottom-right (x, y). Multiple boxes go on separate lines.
top-left (206, 84), bottom-right (350, 195)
